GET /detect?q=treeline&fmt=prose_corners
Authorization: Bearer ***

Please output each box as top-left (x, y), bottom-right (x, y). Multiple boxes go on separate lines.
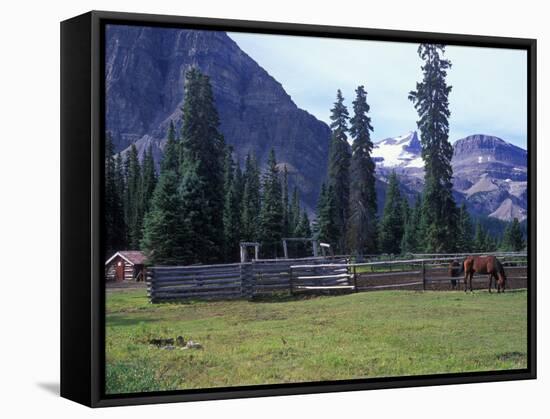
top-left (312, 44), bottom-right (526, 257)
top-left (105, 68), bottom-right (311, 264)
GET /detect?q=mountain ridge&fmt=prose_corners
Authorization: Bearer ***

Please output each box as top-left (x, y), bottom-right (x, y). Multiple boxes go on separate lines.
top-left (106, 25), bottom-right (331, 211)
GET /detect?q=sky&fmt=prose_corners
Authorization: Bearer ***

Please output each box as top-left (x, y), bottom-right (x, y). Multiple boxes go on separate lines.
top-left (228, 32), bottom-right (527, 149)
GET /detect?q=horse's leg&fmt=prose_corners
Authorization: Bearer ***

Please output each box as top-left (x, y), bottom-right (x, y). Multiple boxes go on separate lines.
top-left (464, 271), bottom-right (468, 292)
top-left (470, 272), bottom-right (474, 292)
top-left (488, 274), bottom-right (492, 293)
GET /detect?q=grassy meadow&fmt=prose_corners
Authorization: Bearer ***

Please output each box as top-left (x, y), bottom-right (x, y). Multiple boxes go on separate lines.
top-left (105, 288), bottom-right (527, 394)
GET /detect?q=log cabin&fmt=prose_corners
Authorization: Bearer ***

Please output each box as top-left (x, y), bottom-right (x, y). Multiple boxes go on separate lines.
top-left (105, 251), bottom-right (147, 281)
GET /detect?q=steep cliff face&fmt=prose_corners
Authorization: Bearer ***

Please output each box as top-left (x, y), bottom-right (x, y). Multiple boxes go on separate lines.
top-left (452, 134), bottom-right (527, 182)
top-left (105, 24), bottom-right (331, 210)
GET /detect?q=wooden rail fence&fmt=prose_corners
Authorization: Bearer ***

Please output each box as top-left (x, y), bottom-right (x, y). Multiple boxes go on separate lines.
top-left (146, 253), bottom-right (527, 302)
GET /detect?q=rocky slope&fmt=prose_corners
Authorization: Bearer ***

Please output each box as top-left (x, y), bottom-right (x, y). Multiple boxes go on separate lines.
top-left (106, 24), bottom-right (331, 211)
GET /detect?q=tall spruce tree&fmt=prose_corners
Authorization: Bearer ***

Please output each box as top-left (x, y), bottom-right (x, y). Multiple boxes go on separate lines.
top-left (105, 132), bottom-right (126, 254)
top-left (141, 144), bottom-right (157, 218)
top-left (409, 44), bottom-right (458, 252)
top-left (327, 89), bottom-right (351, 253)
top-left (290, 187), bottom-right (300, 236)
top-left (125, 144), bottom-right (143, 249)
top-left (282, 165), bottom-right (290, 238)
top-left (379, 172), bottom-right (405, 254)
top-left (346, 85), bottom-right (378, 256)
top-left (316, 183), bottom-right (339, 248)
top-left (141, 128), bottom-right (186, 264)
top-left (259, 149), bottom-right (284, 258)
top-left (114, 152), bottom-right (127, 247)
top-left (240, 152), bottom-right (261, 242)
top-left (179, 68), bottom-right (226, 263)
top-left (222, 149), bottom-right (243, 262)
top-left (163, 121), bottom-right (179, 173)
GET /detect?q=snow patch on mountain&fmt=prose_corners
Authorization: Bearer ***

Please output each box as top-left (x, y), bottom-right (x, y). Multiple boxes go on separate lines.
top-left (371, 131), bottom-right (423, 169)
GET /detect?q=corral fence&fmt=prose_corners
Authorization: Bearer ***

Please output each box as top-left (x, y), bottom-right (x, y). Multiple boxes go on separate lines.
top-left (147, 252), bottom-right (527, 302)
top-left (294, 252), bottom-right (528, 293)
top-left (147, 256), bottom-right (349, 303)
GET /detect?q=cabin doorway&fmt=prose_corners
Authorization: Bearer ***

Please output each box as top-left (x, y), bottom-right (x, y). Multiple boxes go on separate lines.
top-left (115, 260), bottom-right (125, 281)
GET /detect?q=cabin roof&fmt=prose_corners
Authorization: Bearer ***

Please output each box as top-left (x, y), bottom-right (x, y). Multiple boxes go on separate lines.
top-left (105, 250), bottom-right (147, 266)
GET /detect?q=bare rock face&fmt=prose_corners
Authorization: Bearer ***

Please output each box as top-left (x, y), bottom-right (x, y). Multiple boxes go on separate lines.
top-left (105, 25), bottom-right (330, 211)
top-left (452, 135), bottom-right (527, 221)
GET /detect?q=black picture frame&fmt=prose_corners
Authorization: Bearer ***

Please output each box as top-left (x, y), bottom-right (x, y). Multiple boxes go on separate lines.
top-left (60, 10), bottom-right (537, 408)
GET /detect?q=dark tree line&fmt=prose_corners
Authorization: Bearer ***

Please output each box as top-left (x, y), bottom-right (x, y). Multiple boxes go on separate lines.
top-left (104, 133), bottom-right (156, 256)
top-left (105, 68), bottom-right (312, 264)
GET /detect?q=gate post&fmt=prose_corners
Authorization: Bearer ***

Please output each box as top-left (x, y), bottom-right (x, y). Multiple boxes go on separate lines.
top-left (422, 260), bottom-right (426, 291)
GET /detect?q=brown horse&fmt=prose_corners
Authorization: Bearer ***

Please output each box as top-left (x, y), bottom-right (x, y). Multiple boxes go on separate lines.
top-left (462, 255), bottom-right (507, 293)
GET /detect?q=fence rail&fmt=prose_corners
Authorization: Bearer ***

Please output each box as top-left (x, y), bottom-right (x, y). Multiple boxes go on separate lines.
top-left (146, 252), bottom-right (528, 302)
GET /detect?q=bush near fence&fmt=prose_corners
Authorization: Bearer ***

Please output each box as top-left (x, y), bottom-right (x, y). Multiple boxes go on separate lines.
top-left (146, 253), bottom-right (527, 302)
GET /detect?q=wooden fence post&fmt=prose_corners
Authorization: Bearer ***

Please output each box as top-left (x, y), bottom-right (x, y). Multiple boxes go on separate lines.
top-left (147, 267), bottom-right (154, 303)
top-left (422, 260), bottom-right (426, 291)
top-left (289, 265), bottom-right (294, 295)
top-left (353, 265), bottom-right (358, 292)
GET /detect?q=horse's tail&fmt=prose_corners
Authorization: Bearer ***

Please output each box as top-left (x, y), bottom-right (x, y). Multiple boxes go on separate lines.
top-left (497, 258), bottom-right (507, 280)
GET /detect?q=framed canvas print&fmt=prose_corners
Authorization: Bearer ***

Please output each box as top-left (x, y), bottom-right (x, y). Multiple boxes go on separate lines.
top-left (60, 10), bottom-right (536, 407)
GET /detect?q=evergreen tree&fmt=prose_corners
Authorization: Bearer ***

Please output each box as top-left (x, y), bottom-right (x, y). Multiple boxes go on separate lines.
top-left (179, 68), bottom-right (226, 263)
top-left (379, 172), bottom-right (405, 254)
top-left (222, 149), bottom-right (242, 262)
top-left (409, 44), bottom-right (458, 252)
top-left (456, 202), bottom-right (473, 252)
top-left (294, 211), bottom-right (313, 257)
top-left (327, 89), bottom-right (351, 253)
top-left (259, 149), bottom-right (284, 258)
top-left (125, 144), bottom-right (143, 249)
top-left (401, 194), bottom-right (422, 254)
top-left (141, 169), bottom-right (187, 264)
top-left (141, 128), bottom-right (185, 264)
top-left (105, 132), bottom-right (126, 253)
top-left (240, 152), bottom-right (261, 242)
top-left (346, 85), bottom-right (378, 256)
top-left (473, 222), bottom-right (487, 252)
top-left (290, 187), bottom-right (300, 236)
top-left (141, 144), bottom-right (157, 218)
top-left (282, 165), bottom-right (290, 238)
top-left (501, 218), bottom-right (525, 251)
top-left (316, 183), bottom-right (339, 248)
top-left (163, 120), bottom-right (179, 173)
top-left (114, 152), bottom-right (127, 247)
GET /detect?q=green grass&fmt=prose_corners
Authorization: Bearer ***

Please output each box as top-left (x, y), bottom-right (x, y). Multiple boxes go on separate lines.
top-left (105, 288), bottom-right (527, 394)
